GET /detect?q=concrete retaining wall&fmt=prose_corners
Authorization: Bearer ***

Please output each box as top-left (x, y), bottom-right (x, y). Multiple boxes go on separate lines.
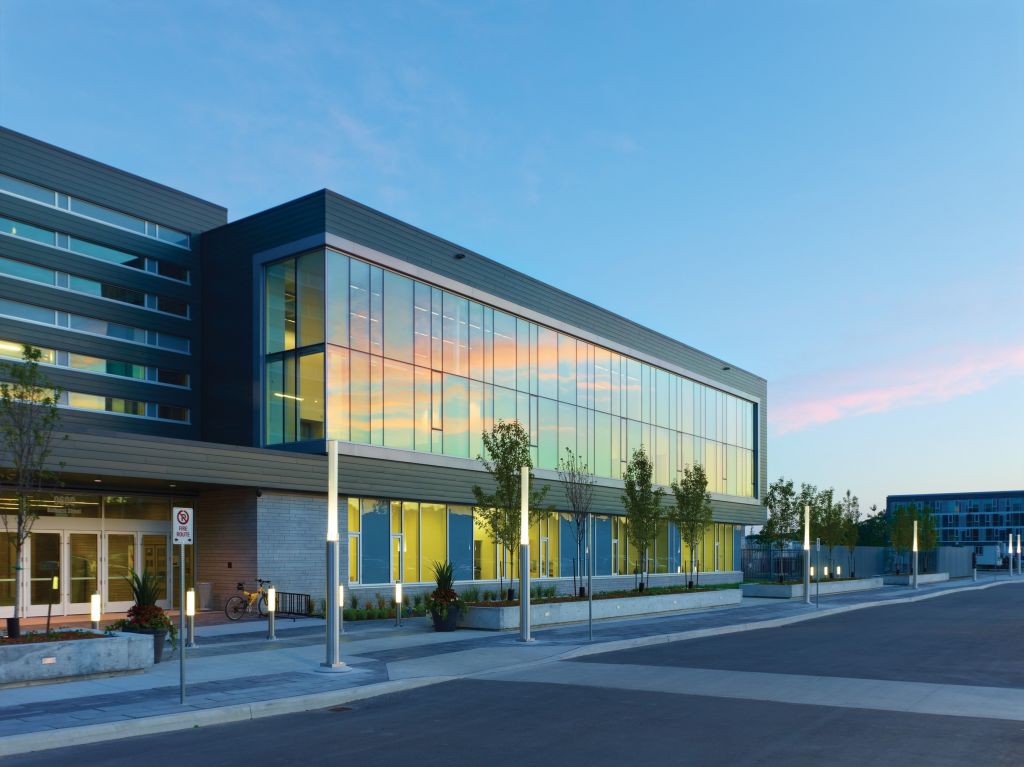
top-left (459, 588), bottom-right (741, 630)
top-left (0, 631), bottom-right (153, 686)
top-left (741, 577), bottom-right (884, 599)
top-left (882, 572), bottom-right (949, 586)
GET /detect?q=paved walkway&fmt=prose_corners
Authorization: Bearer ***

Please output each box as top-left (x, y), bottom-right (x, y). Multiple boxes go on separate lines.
top-left (0, 574), bottom-right (1019, 756)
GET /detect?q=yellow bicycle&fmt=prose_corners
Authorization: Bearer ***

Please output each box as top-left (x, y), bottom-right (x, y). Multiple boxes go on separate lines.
top-left (224, 578), bottom-right (271, 620)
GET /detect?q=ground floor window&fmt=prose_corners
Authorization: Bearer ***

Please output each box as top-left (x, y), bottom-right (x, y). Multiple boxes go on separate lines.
top-left (342, 495), bottom-right (741, 585)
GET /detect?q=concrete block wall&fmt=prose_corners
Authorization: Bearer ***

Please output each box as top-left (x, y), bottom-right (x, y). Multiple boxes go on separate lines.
top-left (256, 491), bottom-right (347, 603)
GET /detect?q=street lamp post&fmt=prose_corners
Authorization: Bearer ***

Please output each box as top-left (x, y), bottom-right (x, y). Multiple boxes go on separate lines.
top-left (1017, 534), bottom-right (1021, 577)
top-left (803, 505), bottom-right (811, 605)
top-left (1010, 533), bottom-right (1015, 579)
top-left (912, 519), bottom-right (919, 590)
top-left (320, 440), bottom-right (347, 672)
top-left (519, 465), bottom-right (532, 643)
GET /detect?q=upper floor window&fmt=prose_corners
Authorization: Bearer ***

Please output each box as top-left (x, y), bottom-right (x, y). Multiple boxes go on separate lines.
top-left (0, 173), bottom-right (191, 249)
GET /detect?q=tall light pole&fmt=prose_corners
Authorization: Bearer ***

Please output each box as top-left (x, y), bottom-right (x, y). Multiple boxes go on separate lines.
top-left (1017, 533), bottom-right (1021, 576)
top-left (912, 519), bottom-right (919, 589)
top-left (320, 440), bottom-right (347, 672)
top-left (519, 465), bottom-right (532, 643)
top-left (803, 504), bottom-right (811, 605)
top-left (1010, 532), bottom-right (1015, 579)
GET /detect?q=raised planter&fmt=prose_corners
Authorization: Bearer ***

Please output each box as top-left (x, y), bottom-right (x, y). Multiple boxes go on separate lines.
top-left (459, 588), bottom-right (741, 631)
top-left (0, 631), bottom-right (153, 687)
top-left (741, 577), bottom-right (884, 599)
top-left (882, 572), bottom-right (949, 586)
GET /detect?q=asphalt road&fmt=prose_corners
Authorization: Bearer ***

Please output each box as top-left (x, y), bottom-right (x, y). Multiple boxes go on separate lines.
top-left (8, 585), bottom-right (1024, 766)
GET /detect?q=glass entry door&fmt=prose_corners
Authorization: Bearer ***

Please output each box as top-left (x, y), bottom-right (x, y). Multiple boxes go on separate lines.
top-left (67, 533), bottom-right (99, 613)
top-left (141, 534), bottom-right (170, 608)
top-left (106, 533), bottom-right (137, 611)
top-left (27, 532), bottom-right (61, 617)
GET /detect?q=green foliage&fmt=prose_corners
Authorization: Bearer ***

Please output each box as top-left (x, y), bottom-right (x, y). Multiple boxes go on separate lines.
top-left (544, 585), bottom-right (557, 598)
top-left (762, 477), bottom-right (797, 552)
top-left (350, 595), bottom-right (360, 610)
top-left (621, 446), bottom-right (664, 588)
top-left (557, 447), bottom-right (594, 595)
top-left (462, 586), bottom-right (481, 602)
top-left (472, 420), bottom-right (551, 593)
top-left (857, 505), bottom-right (889, 546)
top-left (431, 560), bottom-right (455, 591)
top-left (412, 593), bottom-right (424, 609)
top-left (126, 569), bottom-right (162, 607)
top-left (343, 608), bottom-right (355, 621)
top-left (374, 593), bottom-right (387, 612)
top-left (482, 589), bottom-right (496, 601)
top-left (426, 560), bottom-right (466, 620)
top-left (815, 488), bottom-right (845, 570)
top-left (669, 463), bottom-right (714, 587)
top-left (354, 608), bottom-right (367, 620)
top-left (0, 344), bottom-right (64, 620)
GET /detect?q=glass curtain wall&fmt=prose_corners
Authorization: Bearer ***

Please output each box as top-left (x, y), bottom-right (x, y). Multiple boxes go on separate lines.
top-left (265, 249), bottom-right (757, 498)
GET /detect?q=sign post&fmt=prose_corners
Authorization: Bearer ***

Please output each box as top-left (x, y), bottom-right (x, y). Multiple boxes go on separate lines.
top-left (172, 507), bottom-right (193, 705)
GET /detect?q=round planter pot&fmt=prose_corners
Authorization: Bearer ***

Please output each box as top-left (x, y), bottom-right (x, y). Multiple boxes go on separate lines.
top-left (430, 608), bottom-right (460, 632)
top-left (5, 617), bottom-right (21, 639)
top-left (131, 628), bottom-right (169, 663)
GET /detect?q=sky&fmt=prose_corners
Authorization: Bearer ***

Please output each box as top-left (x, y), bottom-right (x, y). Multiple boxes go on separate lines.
top-left (0, 0), bottom-right (1021, 514)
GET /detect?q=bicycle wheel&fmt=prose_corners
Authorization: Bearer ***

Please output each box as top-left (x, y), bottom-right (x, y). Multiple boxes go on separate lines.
top-left (257, 595), bottom-right (268, 618)
top-left (225, 595), bottom-right (246, 621)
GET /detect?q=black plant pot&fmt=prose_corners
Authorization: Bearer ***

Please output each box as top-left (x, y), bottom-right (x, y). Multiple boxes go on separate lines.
top-left (506, 588), bottom-right (514, 602)
top-left (132, 628), bottom-right (168, 663)
top-left (578, 586), bottom-right (586, 598)
top-left (430, 608), bottom-right (460, 632)
top-left (687, 580), bottom-right (693, 590)
top-left (638, 582), bottom-right (646, 593)
top-left (5, 617), bottom-right (20, 639)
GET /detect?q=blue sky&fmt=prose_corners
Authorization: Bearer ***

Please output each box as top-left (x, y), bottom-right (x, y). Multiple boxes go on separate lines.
top-left (1, 1), bottom-right (1021, 513)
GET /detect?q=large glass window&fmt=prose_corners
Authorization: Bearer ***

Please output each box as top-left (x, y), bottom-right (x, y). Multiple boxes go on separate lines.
top-left (265, 250), bottom-right (758, 497)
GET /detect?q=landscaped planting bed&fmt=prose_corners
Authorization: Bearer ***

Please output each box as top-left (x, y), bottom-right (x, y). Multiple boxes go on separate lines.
top-left (741, 577), bottom-right (884, 599)
top-left (0, 630), bottom-right (153, 686)
top-left (460, 585), bottom-right (741, 630)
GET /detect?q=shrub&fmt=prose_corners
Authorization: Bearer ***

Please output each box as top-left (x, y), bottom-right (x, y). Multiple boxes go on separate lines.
top-left (350, 595), bottom-right (360, 610)
top-left (482, 589), bottom-right (495, 601)
top-left (462, 586), bottom-right (481, 603)
top-left (412, 593), bottom-right (424, 609)
top-left (343, 608), bottom-right (354, 621)
top-left (375, 593), bottom-right (387, 612)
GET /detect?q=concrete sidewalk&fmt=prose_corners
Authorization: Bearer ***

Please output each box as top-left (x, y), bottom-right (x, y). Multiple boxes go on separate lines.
top-left (1, 574), bottom-right (1020, 756)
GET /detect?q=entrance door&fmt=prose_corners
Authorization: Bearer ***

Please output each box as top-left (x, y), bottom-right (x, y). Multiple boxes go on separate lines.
top-left (106, 533), bottom-right (137, 611)
top-left (141, 534), bottom-right (170, 608)
top-left (67, 532), bottom-right (99, 613)
top-left (27, 532), bottom-right (61, 617)
top-left (391, 534), bottom-right (403, 584)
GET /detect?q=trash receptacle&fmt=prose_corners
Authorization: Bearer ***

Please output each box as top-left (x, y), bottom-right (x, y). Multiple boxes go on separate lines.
top-left (197, 581), bottom-right (213, 611)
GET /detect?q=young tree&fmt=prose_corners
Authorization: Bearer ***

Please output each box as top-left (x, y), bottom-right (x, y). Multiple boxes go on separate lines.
top-left (472, 420), bottom-right (550, 598)
top-left (815, 488), bottom-right (844, 576)
top-left (557, 448), bottom-right (594, 597)
top-left (857, 504), bottom-right (889, 547)
top-left (840, 490), bottom-right (860, 577)
top-left (761, 478), bottom-right (796, 582)
top-left (621, 447), bottom-right (663, 591)
top-left (670, 463), bottom-right (714, 588)
top-left (889, 505), bottom-right (914, 573)
top-left (0, 345), bottom-right (63, 636)
top-left (918, 505), bottom-right (938, 572)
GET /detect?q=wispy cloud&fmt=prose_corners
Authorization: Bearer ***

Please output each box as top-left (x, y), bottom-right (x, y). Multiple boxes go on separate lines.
top-left (771, 342), bottom-right (1024, 435)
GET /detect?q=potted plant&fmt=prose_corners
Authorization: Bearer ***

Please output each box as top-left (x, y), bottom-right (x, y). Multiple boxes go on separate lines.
top-left (424, 560), bottom-right (465, 632)
top-left (106, 569), bottom-right (176, 662)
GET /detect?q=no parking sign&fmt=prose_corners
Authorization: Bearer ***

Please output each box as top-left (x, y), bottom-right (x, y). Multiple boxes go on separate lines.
top-left (173, 506), bottom-right (194, 544)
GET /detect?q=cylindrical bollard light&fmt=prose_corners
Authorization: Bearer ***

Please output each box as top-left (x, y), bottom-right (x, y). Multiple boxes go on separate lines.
top-left (1010, 533), bottom-right (1014, 579)
top-left (266, 586), bottom-right (276, 641)
top-left (394, 581), bottom-right (403, 627)
top-left (803, 505), bottom-right (811, 604)
top-left (339, 583), bottom-right (345, 635)
top-left (519, 465), bottom-right (532, 643)
top-left (913, 519), bottom-right (919, 590)
top-left (186, 588), bottom-right (196, 647)
top-left (90, 592), bottom-right (101, 630)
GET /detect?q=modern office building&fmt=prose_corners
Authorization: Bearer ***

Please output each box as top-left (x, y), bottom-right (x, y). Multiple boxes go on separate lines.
top-left (0, 126), bottom-right (767, 617)
top-left (886, 491), bottom-right (1024, 553)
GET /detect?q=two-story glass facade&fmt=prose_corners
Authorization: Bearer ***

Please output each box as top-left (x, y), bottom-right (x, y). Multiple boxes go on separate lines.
top-left (263, 248), bottom-right (757, 495)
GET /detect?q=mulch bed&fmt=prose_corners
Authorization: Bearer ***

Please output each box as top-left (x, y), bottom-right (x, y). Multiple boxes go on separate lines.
top-left (0, 630), bottom-right (105, 646)
top-left (467, 586), bottom-right (725, 608)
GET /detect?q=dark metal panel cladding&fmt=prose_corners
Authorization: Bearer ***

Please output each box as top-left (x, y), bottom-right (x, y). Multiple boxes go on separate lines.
top-left (0, 127), bottom-right (226, 234)
top-left (199, 193), bottom-right (327, 446)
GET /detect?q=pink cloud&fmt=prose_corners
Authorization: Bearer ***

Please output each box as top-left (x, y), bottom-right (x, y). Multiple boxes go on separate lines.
top-left (771, 342), bottom-right (1024, 435)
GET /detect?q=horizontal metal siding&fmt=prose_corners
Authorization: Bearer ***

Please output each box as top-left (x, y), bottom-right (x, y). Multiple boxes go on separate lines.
top-left (52, 410), bottom-right (195, 438)
top-left (0, 127), bottom-right (226, 234)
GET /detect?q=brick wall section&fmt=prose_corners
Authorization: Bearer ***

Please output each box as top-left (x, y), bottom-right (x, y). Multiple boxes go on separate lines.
top-left (196, 487), bottom-right (257, 609)
top-left (256, 491), bottom-right (349, 602)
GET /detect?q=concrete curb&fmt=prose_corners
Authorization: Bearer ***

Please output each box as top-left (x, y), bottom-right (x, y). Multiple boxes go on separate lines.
top-left (0, 675), bottom-right (451, 758)
top-left (559, 578), bottom-right (1023, 660)
top-left (2, 578), bottom-right (1018, 757)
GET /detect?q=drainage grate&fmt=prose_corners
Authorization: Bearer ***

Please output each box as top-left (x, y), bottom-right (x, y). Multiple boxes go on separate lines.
top-left (327, 705), bottom-right (353, 713)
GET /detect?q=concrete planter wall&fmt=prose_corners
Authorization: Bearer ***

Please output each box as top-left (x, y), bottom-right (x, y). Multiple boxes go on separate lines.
top-left (459, 588), bottom-right (741, 631)
top-left (882, 572), bottom-right (949, 586)
top-left (741, 577), bottom-right (884, 599)
top-left (0, 631), bottom-right (153, 687)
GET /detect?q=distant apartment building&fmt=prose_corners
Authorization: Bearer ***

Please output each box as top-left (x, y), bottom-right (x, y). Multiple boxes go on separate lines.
top-left (886, 491), bottom-right (1024, 553)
